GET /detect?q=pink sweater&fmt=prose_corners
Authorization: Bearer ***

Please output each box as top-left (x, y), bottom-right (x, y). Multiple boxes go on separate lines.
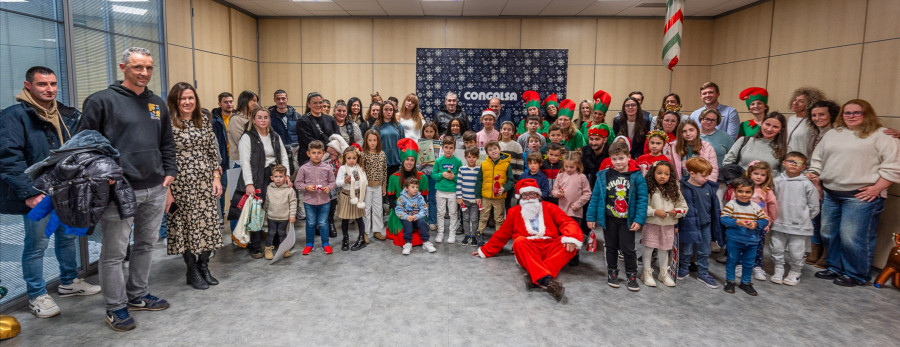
top-left (551, 171), bottom-right (592, 216)
top-left (665, 140), bottom-right (719, 182)
top-left (476, 128), bottom-right (500, 148)
top-left (753, 187), bottom-right (778, 223)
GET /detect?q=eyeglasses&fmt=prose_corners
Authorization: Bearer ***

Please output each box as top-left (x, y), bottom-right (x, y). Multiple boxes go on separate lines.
top-left (700, 118), bottom-right (717, 123)
top-left (785, 159), bottom-right (804, 166)
top-left (843, 111), bottom-right (863, 117)
top-left (624, 104), bottom-right (638, 108)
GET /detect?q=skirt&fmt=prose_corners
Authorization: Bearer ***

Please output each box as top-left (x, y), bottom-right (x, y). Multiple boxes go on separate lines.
top-left (641, 224), bottom-right (675, 250)
top-left (336, 188), bottom-right (365, 219)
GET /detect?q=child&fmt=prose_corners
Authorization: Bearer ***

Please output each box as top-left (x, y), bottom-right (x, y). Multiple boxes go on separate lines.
top-left (636, 130), bottom-right (670, 175)
top-left (263, 164), bottom-right (297, 260)
top-left (641, 161), bottom-right (687, 287)
top-left (476, 109), bottom-right (499, 147)
top-left (541, 143), bottom-right (565, 204)
top-left (432, 136), bottom-right (463, 244)
top-left (586, 141), bottom-right (648, 292)
top-left (676, 157), bottom-right (722, 289)
top-left (721, 177), bottom-right (769, 296)
top-left (294, 140), bottom-right (337, 255)
top-left (540, 124), bottom-right (565, 153)
top-left (523, 133), bottom-right (544, 160)
top-left (770, 152), bottom-right (819, 285)
top-left (475, 141), bottom-right (514, 245)
top-left (517, 114), bottom-right (547, 149)
top-left (462, 130), bottom-right (478, 150)
top-left (419, 121), bottom-right (441, 232)
top-left (456, 147), bottom-right (482, 246)
top-left (599, 136), bottom-right (639, 171)
top-left (741, 161), bottom-right (778, 281)
top-left (552, 151), bottom-right (592, 265)
top-left (517, 90), bottom-right (549, 135)
top-left (335, 147), bottom-right (368, 251)
top-left (441, 117), bottom-right (464, 150)
top-left (396, 178), bottom-right (436, 255)
top-left (520, 152), bottom-right (550, 200)
top-left (361, 129), bottom-right (386, 246)
top-left (324, 135), bottom-right (348, 240)
top-left (498, 121), bottom-right (524, 179)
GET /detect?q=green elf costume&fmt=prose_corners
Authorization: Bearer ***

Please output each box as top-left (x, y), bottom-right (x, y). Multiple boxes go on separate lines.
top-left (517, 90), bottom-right (550, 136)
top-left (556, 98), bottom-right (588, 151)
top-left (738, 87), bottom-right (768, 138)
top-left (385, 138), bottom-right (430, 247)
top-left (581, 89), bottom-right (612, 135)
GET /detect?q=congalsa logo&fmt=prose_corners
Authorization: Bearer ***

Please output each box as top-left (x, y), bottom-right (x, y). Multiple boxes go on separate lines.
top-left (462, 91), bottom-right (518, 102)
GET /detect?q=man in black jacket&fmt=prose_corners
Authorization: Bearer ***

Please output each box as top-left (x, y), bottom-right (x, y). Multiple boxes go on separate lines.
top-left (0, 66), bottom-right (100, 319)
top-left (76, 47), bottom-right (177, 332)
top-left (433, 91), bottom-right (469, 135)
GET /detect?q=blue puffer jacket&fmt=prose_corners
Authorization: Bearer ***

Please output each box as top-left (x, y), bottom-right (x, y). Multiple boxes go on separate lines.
top-left (585, 168), bottom-right (648, 229)
top-left (268, 105), bottom-right (301, 146)
top-left (210, 108), bottom-right (229, 171)
top-left (677, 177), bottom-right (723, 246)
top-left (0, 100), bottom-right (80, 214)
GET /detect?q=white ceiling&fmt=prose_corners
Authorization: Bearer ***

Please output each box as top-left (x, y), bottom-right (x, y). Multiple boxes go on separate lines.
top-left (222, 0), bottom-right (762, 17)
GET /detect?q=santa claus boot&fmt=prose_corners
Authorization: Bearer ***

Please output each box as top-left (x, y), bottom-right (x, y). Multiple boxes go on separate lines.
top-left (544, 279), bottom-right (565, 302)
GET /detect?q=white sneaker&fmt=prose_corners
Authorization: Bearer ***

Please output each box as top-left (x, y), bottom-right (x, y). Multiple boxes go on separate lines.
top-left (429, 224), bottom-right (437, 231)
top-left (423, 241), bottom-right (437, 253)
top-left (783, 271), bottom-right (801, 286)
top-left (735, 265), bottom-right (743, 276)
top-left (29, 294), bottom-right (60, 318)
top-left (447, 233), bottom-right (456, 244)
top-left (771, 266), bottom-right (785, 285)
top-left (402, 243), bottom-right (412, 255)
top-left (58, 278), bottom-right (102, 297)
top-left (753, 267), bottom-right (767, 281)
top-left (434, 232), bottom-right (444, 244)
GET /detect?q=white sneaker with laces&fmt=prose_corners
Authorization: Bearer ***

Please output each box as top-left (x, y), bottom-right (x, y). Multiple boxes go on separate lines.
top-left (753, 267), bottom-right (767, 281)
top-left (402, 243), bottom-right (412, 255)
top-left (435, 232), bottom-right (444, 244)
top-left (29, 294), bottom-right (60, 318)
top-left (423, 241), bottom-right (437, 253)
top-left (58, 278), bottom-right (102, 297)
top-left (447, 233), bottom-right (456, 244)
top-left (783, 271), bottom-right (801, 286)
top-left (771, 266), bottom-right (785, 285)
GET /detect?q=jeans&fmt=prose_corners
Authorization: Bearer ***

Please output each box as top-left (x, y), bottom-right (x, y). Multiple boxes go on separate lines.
top-left (821, 192), bottom-right (885, 283)
top-left (219, 170), bottom-right (227, 218)
top-left (22, 215), bottom-right (78, 300)
top-left (603, 218), bottom-right (637, 273)
top-left (427, 178), bottom-right (437, 226)
top-left (679, 223), bottom-right (712, 276)
top-left (304, 202), bottom-right (330, 246)
top-left (460, 200), bottom-right (480, 237)
top-left (811, 210), bottom-right (822, 245)
top-left (725, 239), bottom-right (757, 283)
top-left (401, 218), bottom-right (430, 243)
top-left (99, 184), bottom-right (167, 310)
top-left (158, 215), bottom-right (167, 239)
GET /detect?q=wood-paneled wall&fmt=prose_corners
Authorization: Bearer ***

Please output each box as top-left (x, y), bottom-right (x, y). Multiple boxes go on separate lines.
top-left (165, 0), bottom-right (258, 108)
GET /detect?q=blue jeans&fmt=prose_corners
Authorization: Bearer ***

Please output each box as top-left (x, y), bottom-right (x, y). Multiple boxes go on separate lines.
top-left (304, 202), bottom-right (330, 246)
top-left (159, 215), bottom-right (167, 239)
top-left (679, 223), bottom-right (712, 275)
top-left (427, 179), bottom-right (437, 226)
top-left (22, 215), bottom-right (78, 300)
top-left (821, 192), bottom-right (885, 283)
top-left (725, 238), bottom-right (757, 283)
top-left (811, 209), bottom-right (822, 245)
top-left (401, 218), bottom-right (430, 243)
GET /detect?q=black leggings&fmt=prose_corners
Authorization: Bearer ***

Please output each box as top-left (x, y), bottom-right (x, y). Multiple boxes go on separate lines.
top-left (604, 218), bottom-right (637, 273)
top-left (341, 218), bottom-right (365, 238)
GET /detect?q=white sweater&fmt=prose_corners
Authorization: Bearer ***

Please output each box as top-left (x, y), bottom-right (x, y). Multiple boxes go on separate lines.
top-left (809, 127), bottom-right (900, 196)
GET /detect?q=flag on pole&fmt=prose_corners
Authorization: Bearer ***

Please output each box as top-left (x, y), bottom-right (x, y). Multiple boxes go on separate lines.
top-left (663, 0), bottom-right (684, 70)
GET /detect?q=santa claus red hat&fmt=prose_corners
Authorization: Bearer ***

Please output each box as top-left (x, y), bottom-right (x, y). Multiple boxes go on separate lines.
top-left (480, 109), bottom-right (497, 121)
top-left (515, 178), bottom-right (542, 199)
top-left (613, 135), bottom-right (631, 151)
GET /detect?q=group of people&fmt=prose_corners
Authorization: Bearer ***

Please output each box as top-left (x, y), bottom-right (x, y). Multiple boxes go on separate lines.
top-left (2, 47), bottom-right (899, 330)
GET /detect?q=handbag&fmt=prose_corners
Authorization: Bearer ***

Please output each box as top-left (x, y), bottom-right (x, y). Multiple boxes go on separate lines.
top-left (245, 196), bottom-right (265, 232)
top-left (231, 198), bottom-right (252, 248)
top-left (719, 136), bottom-right (751, 184)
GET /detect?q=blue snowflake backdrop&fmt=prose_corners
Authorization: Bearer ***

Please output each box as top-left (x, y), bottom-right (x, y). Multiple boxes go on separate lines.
top-left (416, 48), bottom-right (568, 132)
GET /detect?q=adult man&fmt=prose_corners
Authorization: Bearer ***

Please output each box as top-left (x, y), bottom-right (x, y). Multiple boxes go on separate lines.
top-left (268, 90), bottom-right (301, 147)
top-left (77, 47), bottom-right (176, 332)
top-left (434, 91), bottom-right (469, 135)
top-left (472, 179), bottom-right (583, 302)
top-left (0, 66), bottom-right (100, 318)
top-left (689, 82), bottom-right (740, 140)
top-left (614, 91), bottom-right (655, 129)
top-left (489, 97), bottom-right (514, 131)
top-left (210, 92), bottom-right (232, 215)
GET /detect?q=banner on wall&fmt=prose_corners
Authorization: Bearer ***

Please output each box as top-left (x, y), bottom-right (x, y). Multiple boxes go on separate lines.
top-left (416, 48), bottom-right (568, 132)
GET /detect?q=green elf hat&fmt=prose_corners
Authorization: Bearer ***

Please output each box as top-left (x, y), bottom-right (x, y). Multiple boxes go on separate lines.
top-left (397, 138), bottom-right (419, 162)
top-left (542, 93), bottom-right (559, 109)
top-left (522, 90), bottom-right (541, 110)
top-left (739, 87), bottom-right (768, 109)
top-left (558, 98), bottom-right (576, 118)
top-left (593, 90), bottom-right (611, 113)
top-left (588, 124), bottom-right (614, 144)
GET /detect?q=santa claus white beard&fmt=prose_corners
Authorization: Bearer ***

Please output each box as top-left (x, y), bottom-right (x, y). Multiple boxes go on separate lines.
top-left (520, 198), bottom-right (542, 221)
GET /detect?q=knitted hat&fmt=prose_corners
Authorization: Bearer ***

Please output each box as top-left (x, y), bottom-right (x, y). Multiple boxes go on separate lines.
top-left (397, 138), bottom-right (419, 162)
top-left (613, 135), bottom-right (631, 151)
top-left (542, 93), bottom-right (559, 109)
top-left (481, 109), bottom-right (497, 121)
top-left (522, 90), bottom-right (541, 110)
top-left (327, 134), bottom-right (349, 157)
top-left (588, 124), bottom-right (614, 144)
top-left (557, 99), bottom-right (576, 118)
top-left (515, 178), bottom-right (542, 199)
top-left (593, 90), bottom-right (612, 113)
top-left (739, 87), bottom-right (768, 109)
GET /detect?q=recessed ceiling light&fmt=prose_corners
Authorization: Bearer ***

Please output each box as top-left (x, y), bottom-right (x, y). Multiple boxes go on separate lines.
top-left (111, 4), bottom-right (147, 15)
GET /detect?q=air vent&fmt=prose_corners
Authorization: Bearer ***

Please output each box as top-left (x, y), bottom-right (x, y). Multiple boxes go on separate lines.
top-left (636, 2), bottom-right (667, 8)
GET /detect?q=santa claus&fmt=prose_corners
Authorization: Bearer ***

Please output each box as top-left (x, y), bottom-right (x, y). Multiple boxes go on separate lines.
top-left (471, 178), bottom-right (583, 302)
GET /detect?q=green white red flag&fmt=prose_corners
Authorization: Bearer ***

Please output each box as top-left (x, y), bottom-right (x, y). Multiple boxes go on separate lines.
top-left (663, 0), bottom-right (684, 70)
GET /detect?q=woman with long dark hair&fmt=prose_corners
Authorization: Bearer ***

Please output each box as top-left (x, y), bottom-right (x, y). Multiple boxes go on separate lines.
top-left (722, 112), bottom-right (788, 174)
top-left (296, 92), bottom-right (338, 165)
top-left (613, 96), bottom-right (651, 158)
top-left (226, 90), bottom-right (258, 161)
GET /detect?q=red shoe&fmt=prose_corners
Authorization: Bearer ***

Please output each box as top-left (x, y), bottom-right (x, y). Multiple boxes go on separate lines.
top-left (323, 245), bottom-right (333, 254)
top-left (302, 246), bottom-right (313, 255)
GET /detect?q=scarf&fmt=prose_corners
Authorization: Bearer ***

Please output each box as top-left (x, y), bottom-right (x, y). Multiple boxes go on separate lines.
top-left (17, 88), bottom-right (67, 144)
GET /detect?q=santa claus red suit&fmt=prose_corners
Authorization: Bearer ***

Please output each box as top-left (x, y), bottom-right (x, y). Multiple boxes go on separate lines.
top-left (476, 179), bottom-right (584, 286)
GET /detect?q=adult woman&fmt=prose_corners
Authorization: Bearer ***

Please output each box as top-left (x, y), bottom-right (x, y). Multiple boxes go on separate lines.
top-left (543, 93), bottom-right (560, 124)
top-left (347, 97), bottom-right (364, 125)
top-left (375, 101), bottom-right (405, 177)
top-left (644, 111), bottom-right (679, 154)
top-left (398, 93), bottom-right (424, 142)
top-left (722, 112), bottom-right (787, 174)
top-left (577, 99), bottom-right (592, 128)
top-left (580, 90), bottom-right (611, 135)
top-left (296, 92), bottom-right (338, 165)
top-left (612, 96), bottom-right (651, 159)
top-left (804, 100), bottom-right (840, 268)
top-left (698, 109), bottom-right (734, 169)
top-left (785, 87), bottom-right (825, 156)
top-left (657, 93), bottom-right (686, 123)
top-left (384, 139), bottom-right (429, 246)
top-left (165, 83), bottom-right (223, 290)
top-left (333, 100), bottom-right (362, 146)
top-left (737, 87), bottom-right (769, 138)
top-left (556, 99), bottom-right (587, 151)
top-left (359, 101), bottom-right (381, 135)
top-left (226, 91), bottom-right (258, 161)
top-left (665, 119), bottom-right (719, 182)
top-left (809, 99), bottom-right (900, 287)
top-left (517, 90), bottom-right (548, 135)
top-left (229, 105), bottom-right (290, 259)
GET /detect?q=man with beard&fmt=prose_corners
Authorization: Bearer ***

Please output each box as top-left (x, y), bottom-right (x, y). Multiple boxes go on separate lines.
top-left (472, 179), bottom-right (583, 302)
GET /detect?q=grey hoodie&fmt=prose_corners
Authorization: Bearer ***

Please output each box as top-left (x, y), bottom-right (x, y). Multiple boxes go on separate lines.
top-left (772, 172), bottom-right (820, 236)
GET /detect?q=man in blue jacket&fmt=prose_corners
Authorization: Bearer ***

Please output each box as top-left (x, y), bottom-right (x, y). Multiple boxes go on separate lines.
top-left (0, 66), bottom-right (101, 319)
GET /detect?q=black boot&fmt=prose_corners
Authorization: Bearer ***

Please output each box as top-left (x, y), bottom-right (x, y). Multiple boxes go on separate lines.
top-left (350, 234), bottom-right (367, 251)
top-left (329, 224), bottom-right (338, 238)
top-left (197, 251), bottom-right (219, 285)
top-left (341, 237), bottom-right (350, 251)
top-left (183, 253), bottom-right (208, 290)
top-left (568, 252), bottom-right (580, 266)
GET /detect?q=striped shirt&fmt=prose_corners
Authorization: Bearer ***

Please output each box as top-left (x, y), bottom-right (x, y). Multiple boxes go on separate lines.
top-left (456, 164), bottom-right (481, 202)
top-left (721, 199), bottom-right (769, 244)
